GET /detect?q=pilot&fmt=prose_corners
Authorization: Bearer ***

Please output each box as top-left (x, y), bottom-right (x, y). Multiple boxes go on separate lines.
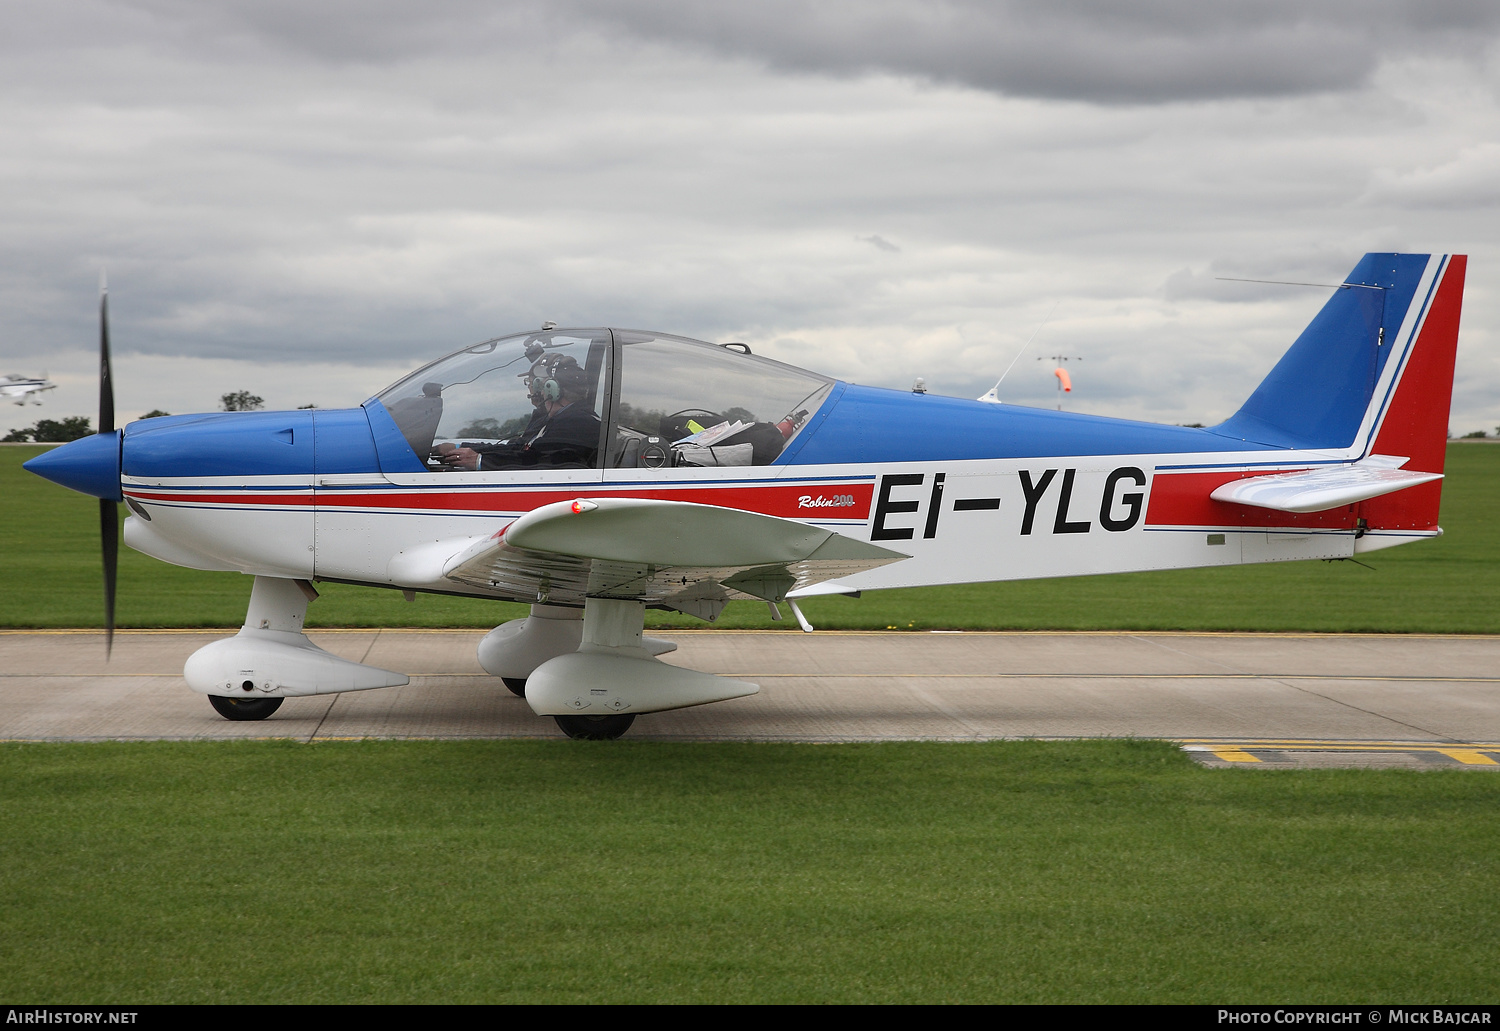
top-left (507, 358), bottom-right (555, 443)
top-left (440, 355), bottom-right (600, 470)
top-left (434, 354), bottom-right (551, 467)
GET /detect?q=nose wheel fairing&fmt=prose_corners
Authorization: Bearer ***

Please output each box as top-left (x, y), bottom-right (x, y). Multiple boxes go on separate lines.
top-left (185, 577), bottom-right (408, 705)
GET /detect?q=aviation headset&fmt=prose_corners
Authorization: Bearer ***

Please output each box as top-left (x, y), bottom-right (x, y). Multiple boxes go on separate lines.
top-left (530, 355), bottom-right (586, 403)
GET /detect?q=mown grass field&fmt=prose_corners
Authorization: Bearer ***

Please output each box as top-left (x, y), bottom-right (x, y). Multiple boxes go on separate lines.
top-left (5, 448), bottom-right (1499, 1005)
top-left (2, 739), bottom-right (1498, 1004)
top-left (3, 442), bottom-right (1497, 631)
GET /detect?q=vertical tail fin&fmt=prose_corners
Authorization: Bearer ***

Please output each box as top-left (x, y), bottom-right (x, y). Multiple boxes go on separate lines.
top-left (1210, 253), bottom-right (1464, 530)
top-left (1211, 253), bottom-right (1446, 452)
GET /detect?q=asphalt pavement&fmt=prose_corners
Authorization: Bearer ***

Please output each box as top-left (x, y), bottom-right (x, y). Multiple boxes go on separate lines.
top-left (3, 629), bottom-right (1498, 768)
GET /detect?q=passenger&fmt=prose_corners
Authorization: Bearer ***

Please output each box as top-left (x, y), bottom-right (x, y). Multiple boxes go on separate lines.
top-left (440, 356), bottom-right (599, 470)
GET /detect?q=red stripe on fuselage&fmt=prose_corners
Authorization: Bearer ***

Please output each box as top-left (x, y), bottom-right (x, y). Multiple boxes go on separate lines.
top-left (127, 490), bottom-right (314, 507)
top-left (126, 490), bottom-right (313, 507)
top-left (125, 482), bottom-right (874, 520)
top-left (1144, 471), bottom-right (1359, 529)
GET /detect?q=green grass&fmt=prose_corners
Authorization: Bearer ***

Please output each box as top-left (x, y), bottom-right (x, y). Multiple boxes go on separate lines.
top-left (1, 739), bottom-right (1497, 1004)
top-left (3, 443), bottom-right (1497, 631)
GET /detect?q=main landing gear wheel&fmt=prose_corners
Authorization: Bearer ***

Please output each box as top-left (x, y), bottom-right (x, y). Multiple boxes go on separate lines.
top-left (553, 713), bottom-right (635, 740)
top-left (209, 695), bottom-right (284, 721)
top-left (501, 677), bottom-right (527, 697)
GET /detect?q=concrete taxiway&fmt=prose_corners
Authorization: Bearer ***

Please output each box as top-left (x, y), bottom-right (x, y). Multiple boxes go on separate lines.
top-left (3, 629), bottom-right (1498, 768)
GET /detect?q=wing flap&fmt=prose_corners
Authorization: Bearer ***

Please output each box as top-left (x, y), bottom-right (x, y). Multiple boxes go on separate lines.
top-left (1209, 455), bottom-right (1443, 514)
top-left (440, 497), bottom-right (907, 612)
top-left (501, 496), bottom-right (880, 566)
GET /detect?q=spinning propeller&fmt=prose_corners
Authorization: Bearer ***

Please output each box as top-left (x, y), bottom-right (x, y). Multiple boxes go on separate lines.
top-left (98, 273), bottom-right (117, 656)
top-left (21, 278), bottom-right (127, 652)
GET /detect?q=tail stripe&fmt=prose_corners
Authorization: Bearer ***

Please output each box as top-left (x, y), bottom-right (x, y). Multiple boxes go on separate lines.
top-left (1356, 254), bottom-right (1446, 456)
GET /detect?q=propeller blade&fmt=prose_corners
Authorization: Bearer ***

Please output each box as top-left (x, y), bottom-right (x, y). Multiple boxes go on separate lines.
top-left (99, 272), bottom-right (114, 434)
top-left (101, 498), bottom-right (118, 657)
top-left (99, 271), bottom-right (117, 656)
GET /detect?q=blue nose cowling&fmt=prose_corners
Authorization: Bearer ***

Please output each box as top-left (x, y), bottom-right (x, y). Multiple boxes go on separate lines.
top-left (23, 431), bottom-right (123, 502)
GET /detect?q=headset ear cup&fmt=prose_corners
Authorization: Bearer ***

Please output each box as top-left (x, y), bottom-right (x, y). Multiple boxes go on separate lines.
top-left (542, 377), bottom-right (561, 401)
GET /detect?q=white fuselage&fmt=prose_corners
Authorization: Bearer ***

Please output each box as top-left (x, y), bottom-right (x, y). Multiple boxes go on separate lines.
top-left (122, 442), bottom-right (1424, 603)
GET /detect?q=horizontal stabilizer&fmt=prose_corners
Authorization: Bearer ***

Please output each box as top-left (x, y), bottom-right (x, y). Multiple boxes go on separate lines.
top-left (1209, 455), bottom-right (1443, 514)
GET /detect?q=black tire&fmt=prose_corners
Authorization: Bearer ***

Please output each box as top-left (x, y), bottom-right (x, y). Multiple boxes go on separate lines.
top-left (209, 695), bottom-right (284, 721)
top-left (501, 676), bottom-right (527, 697)
top-left (553, 713), bottom-right (635, 740)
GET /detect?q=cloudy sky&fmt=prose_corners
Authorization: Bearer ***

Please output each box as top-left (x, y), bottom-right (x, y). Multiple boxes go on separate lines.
top-left (3, 0), bottom-right (1497, 434)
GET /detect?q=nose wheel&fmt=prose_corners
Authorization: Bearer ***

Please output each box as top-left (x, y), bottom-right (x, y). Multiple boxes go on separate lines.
top-left (553, 713), bottom-right (635, 740)
top-left (209, 695), bottom-right (284, 721)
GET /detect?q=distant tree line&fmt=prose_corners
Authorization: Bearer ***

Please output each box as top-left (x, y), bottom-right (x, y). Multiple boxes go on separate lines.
top-left (3, 388), bottom-right (319, 443)
top-left (2, 416), bottom-right (94, 442)
top-left (3, 410), bottom-right (171, 442)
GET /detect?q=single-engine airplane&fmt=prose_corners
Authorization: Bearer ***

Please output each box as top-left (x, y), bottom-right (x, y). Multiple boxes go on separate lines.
top-left (25, 253), bottom-right (1466, 739)
top-left (2, 373), bottom-right (56, 405)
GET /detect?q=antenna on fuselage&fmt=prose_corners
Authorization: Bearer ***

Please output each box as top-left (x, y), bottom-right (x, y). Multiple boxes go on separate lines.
top-left (978, 300), bottom-right (1058, 404)
top-left (1214, 276), bottom-right (1383, 291)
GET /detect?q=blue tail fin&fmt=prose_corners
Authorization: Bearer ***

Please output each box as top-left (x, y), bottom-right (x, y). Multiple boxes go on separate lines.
top-left (1211, 253), bottom-right (1432, 450)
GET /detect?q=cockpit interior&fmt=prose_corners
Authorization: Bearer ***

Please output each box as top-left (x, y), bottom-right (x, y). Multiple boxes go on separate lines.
top-left (377, 329), bottom-right (834, 471)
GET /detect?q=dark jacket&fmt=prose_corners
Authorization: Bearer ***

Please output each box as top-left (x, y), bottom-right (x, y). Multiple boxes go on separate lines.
top-left (476, 402), bottom-right (600, 469)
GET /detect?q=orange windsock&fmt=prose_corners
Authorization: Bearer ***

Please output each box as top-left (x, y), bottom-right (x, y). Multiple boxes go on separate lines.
top-left (1054, 367), bottom-right (1072, 392)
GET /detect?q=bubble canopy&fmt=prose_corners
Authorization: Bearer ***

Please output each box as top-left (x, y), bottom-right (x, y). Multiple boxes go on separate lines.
top-left (375, 328), bottom-right (834, 470)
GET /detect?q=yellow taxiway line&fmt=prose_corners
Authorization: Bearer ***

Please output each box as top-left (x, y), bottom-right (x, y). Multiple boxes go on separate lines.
top-left (1179, 739), bottom-right (1500, 765)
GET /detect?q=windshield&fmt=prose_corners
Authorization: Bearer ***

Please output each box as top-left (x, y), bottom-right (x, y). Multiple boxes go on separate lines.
top-left (377, 329), bottom-right (611, 469)
top-left (376, 328), bottom-right (834, 471)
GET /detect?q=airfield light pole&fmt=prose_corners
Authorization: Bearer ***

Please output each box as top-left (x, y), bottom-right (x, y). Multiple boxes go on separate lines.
top-left (1039, 355), bottom-right (1082, 410)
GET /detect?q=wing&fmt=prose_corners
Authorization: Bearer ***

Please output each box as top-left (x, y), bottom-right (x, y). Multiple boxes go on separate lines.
top-left (1209, 454), bottom-right (1443, 514)
top-left (435, 497), bottom-right (908, 619)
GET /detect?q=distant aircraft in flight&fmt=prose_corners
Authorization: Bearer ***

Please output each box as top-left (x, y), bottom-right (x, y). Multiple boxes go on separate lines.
top-left (1, 373), bottom-right (55, 405)
top-left (25, 253), bottom-right (1466, 739)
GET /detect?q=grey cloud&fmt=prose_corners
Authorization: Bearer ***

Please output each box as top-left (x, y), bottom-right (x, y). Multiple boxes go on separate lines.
top-left (18, 1), bottom-right (1499, 102)
top-left (1, 1), bottom-right (1495, 436)
top-left (562, 0), bottom-right (1500, 102)
top-left (1363, 144), bottom-right (1500, 208)
top-left (2, 1), bottom-right (541, 66)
